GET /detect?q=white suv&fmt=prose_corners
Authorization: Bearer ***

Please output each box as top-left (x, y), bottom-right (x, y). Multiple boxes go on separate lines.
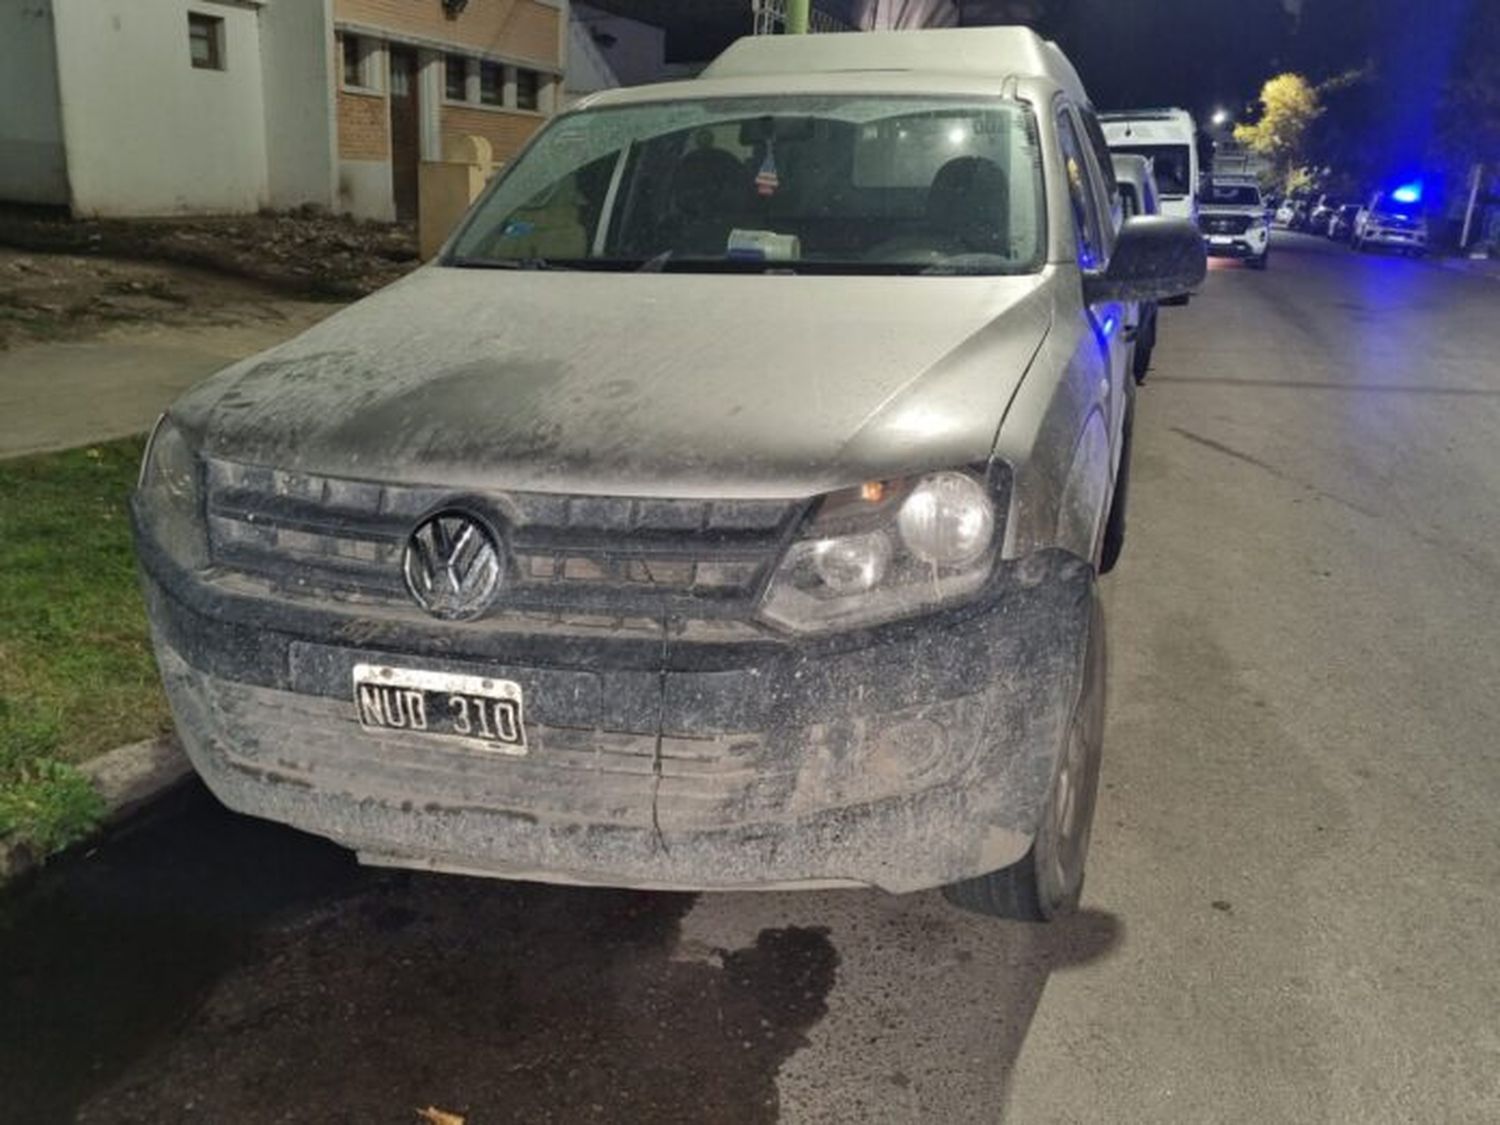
top-left (1352, 191), bottom-right (1429, 256)
top-left (1200, 177), bottom-right (1270, 268)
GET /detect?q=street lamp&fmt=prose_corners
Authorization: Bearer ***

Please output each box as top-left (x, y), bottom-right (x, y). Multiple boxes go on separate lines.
top-left (1211, 109), bottom-right (1231, 128)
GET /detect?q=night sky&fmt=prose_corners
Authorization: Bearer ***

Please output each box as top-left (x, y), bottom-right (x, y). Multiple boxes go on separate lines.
top-left (609, 0), bottom-right (1484, 139)
top-left (588, 0), bottom-right (1492, 190)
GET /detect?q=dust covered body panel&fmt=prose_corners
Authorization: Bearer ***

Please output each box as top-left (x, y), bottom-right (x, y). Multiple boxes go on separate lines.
top-left (139, 521), bottom-right (1094, 892)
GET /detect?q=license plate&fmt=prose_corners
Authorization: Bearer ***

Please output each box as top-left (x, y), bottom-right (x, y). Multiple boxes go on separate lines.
top-left (353, 664), bottom-right (527, 755)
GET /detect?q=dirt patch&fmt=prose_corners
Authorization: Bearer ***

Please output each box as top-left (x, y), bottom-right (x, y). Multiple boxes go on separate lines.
top-left (0, 207), bottom-right (421, 304)
top-left (0, 249), bottom-right (347, 352)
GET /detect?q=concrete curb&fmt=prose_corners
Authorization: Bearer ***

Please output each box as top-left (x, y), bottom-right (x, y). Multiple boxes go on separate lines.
top-left (0, 736), bottom-right (192, 886)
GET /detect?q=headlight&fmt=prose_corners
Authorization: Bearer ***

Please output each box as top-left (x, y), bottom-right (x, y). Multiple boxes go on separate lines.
top-left (896, 471), bottom-right (994, 566)
top-left (759, 468), bottom-right (1004, 634)
top-left (136, 415), bottom-right (209, 569)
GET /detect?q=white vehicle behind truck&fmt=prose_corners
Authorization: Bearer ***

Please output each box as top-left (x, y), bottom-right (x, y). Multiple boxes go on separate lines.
top-left (1200, 176), bottom-right (1270, 268)
top-left (1100, 109), bottom-right (1200, 227)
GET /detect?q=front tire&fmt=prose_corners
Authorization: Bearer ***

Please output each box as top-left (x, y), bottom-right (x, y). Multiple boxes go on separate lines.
top-left (1131, 309), bottom-right (1156, 383)
top-left (1248, 250), bottom-right (1269, 270)
top-left (942, 590), bottom-right (1106, 921)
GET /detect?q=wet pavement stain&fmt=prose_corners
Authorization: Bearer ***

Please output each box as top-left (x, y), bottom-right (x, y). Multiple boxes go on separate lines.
top-left (0, 787), bottom-right (839, 1124)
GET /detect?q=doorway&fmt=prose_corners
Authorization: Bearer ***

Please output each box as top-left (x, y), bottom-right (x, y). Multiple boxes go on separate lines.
top-left (389, 47), bottom-right (420, 221)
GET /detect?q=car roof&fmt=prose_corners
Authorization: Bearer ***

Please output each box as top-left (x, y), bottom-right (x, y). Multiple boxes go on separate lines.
top-left (701, 27), bottom-right (1089, 101)
top-left (1099, 108), bottom-right (1194, 123)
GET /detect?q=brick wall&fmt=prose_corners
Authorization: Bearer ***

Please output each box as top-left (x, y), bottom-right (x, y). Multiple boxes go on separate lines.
top-left (440, 106), bottom-right (544, 166)
top-left (334, 0), bottom-right (560, 67)
top-left (338, 90), bottom-right (390, 160)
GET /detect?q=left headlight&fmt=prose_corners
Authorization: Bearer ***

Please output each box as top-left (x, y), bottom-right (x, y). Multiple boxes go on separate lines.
top-left (759, 468), bottom-right (1005, 634)
top-left (136, 415), bottom-right (209, 570)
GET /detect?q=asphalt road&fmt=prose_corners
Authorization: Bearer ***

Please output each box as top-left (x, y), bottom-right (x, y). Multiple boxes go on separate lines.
top-left (3, 232), bottom-right (1498, 1124)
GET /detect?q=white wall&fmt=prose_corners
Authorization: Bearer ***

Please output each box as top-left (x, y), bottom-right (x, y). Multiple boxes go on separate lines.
top-left (567, 3), bottom-right (665, 94)
top-left (0, 0), bottom-right (70, 206)
top-left (338, 160), bottom-right (395, 222)
top-left (50, 0), bottom-right (271, 216)
top-left (258, 0), bottom-right (337, 210)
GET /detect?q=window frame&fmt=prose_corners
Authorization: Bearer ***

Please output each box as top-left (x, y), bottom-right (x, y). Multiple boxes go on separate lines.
top-left (187, 12), bottom-right (225, 72)
top-left (1077, 107), bottom-right (1121, 241)
top-left (340, 34), bottom-right (383, 93)
top-left (479, 61), bottom-right (504, 107)
top-left (515, 67), bottom-right (540, 112)
top-left (445, 54), bottom-right (471, 103)
top-left (1054, 103), bottom-right (1107, 272)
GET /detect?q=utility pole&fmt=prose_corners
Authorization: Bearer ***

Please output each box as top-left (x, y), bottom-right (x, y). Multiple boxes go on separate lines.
top-left (1460, 162), bottom-right (1483, 253)
top-left (787, 0), bottom-right (810, 33)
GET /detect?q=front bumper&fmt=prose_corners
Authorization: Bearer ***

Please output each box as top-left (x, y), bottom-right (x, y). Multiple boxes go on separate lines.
top-left (1361, 229), bottom-right (1427, 250)
top-left (140, 530), bottom-right (1095, 895)
top-left (1205, 230), bottom-right (1268, 258)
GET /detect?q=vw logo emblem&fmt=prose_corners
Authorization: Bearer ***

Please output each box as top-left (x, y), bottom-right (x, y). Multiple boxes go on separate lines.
top-left (403, 512), bottom-right (503, 620)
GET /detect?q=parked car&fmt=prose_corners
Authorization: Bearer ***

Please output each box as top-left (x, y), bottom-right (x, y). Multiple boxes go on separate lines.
top-left (1200, 176), bottom-right (1271, 268)
top-left (1307, 196), bottom-right (1342, 237)
top-left (132, 28), bottom-right (1204, 922)
top-left (1112, 152), bottom-right (1165, 382)
top-left (1353, 191), bottom-right (1429, 255)
top-left (1328, 203), bottom-right (1362, 242)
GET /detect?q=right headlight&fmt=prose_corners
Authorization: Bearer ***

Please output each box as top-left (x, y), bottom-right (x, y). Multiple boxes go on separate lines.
top-left (136, 415), bottom-right (209, 570)
top-left (759, 468), bottom-right (1005, 634)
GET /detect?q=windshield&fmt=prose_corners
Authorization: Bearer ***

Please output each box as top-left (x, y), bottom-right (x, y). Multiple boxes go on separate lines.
top-left (1203, 184), bottom-right (1261, 207)
top-left (448, 96), bottom-right (1045, 275)
top-left (1109, 144), bottom-right (1192, 198)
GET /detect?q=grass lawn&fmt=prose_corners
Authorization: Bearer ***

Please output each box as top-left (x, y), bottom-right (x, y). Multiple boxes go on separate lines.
top-left (0, 436), bottom-right (170, 856)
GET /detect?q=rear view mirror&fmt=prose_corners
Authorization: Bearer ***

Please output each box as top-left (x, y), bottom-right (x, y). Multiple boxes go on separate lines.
top-left (738, 116), bottom-right (817, 145)
top-left (1084, 216), bottom-right (1206, 304)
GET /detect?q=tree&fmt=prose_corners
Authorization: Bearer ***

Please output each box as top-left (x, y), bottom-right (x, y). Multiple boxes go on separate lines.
top-left (1430, 5), bottom-right (1500, 178)
top-left (1234, 73), bottom-right (1323, 190)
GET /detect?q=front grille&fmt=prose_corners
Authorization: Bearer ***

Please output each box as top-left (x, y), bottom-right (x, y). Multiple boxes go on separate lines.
top-left (204, 459), bottom-right (802, 619)
top-left (1203, 214), bottom-right (1253, 235)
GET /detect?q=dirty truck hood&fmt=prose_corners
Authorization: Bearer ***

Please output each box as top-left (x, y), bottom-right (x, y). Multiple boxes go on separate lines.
top-left (177, 266), bottom-right (1052, 500)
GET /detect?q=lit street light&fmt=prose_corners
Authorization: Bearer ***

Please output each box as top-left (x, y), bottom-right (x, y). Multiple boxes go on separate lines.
top-left (1211, 108), bottom-right (1231, 127)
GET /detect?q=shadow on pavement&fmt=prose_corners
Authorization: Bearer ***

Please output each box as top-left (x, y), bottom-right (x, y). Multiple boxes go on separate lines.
top-left (740, 887), bottom-right (1122, 1119)
top-left (0, 785), bottom-right (838, 1123)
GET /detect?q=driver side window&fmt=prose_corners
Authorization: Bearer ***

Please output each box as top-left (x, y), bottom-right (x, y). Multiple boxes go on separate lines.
top-left (1056, 108), bottom-right (1104, 271)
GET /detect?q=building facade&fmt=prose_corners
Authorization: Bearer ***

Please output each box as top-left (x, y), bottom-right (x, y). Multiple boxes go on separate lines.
top-left (0, 0), bottom-right (566, 221)
top-left (334, 0), bottom-right (565, 220)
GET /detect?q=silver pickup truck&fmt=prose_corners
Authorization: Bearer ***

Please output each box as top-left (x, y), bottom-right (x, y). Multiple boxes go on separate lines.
top-left (134, 27), bottom-right (1203, 920)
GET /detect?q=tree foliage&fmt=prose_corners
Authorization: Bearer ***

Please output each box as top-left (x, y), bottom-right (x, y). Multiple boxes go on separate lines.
top-left (1234, 73), bottom-right (1324, 189)
top-left (1430, 5), bottom-right (1500, 176)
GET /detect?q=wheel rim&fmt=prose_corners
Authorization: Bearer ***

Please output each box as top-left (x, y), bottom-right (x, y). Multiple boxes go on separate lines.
top-left (1036, 602), bottom-right (1105, 914)
top-left (1045, 713), bottom-right (1093, 897)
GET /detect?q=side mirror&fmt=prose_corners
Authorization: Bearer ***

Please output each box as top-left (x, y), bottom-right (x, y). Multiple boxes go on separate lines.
top-left (1084, 215), bottom-right (1206, 304)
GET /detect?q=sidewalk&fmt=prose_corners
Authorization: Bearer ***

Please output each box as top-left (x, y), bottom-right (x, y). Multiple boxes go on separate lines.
top-left (1433, 253), bottom-right (1500, 282)
top-left (0, 306), bottom-right (334, 458)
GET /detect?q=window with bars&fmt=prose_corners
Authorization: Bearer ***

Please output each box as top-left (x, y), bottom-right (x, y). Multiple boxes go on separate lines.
top-left (515, 67), bottom-right (539, 111)
top-left (188, 13), bottom-right (224, 71)
top-left (480, 62), bottom-right (503, 106)
top-left (445, 55), bottom-right (469, 101)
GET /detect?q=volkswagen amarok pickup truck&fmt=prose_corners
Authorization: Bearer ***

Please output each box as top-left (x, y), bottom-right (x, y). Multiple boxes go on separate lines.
top-left (134, 28), bottom-right (1204, 920)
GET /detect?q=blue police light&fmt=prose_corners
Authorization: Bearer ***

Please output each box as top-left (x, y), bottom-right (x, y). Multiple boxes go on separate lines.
top-left (1391, 181), bottom-right (1423, 205)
